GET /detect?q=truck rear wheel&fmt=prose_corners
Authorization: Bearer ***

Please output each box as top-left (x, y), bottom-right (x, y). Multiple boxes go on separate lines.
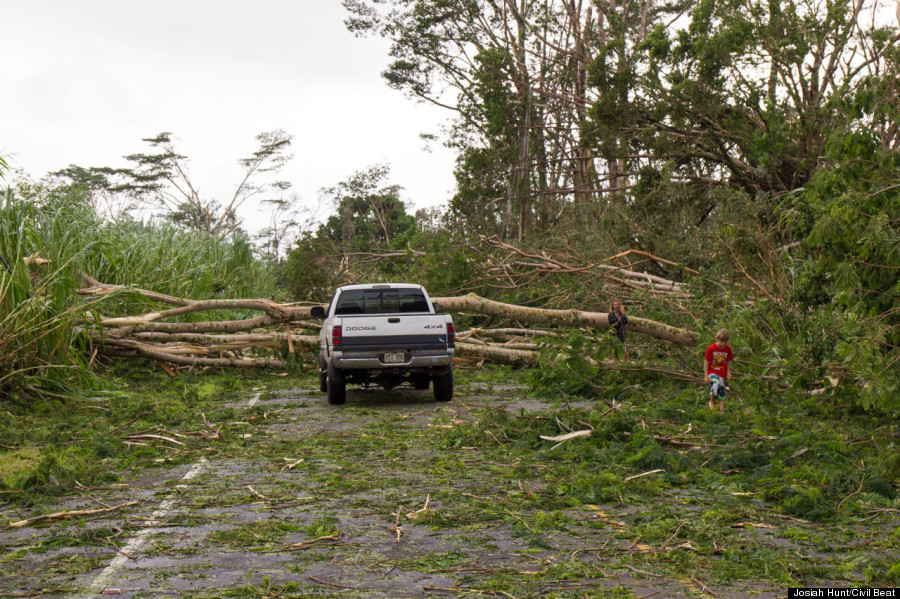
top-left (318, 356), bottom-right (328, 392)
top-left (433, 367), bottom-right (453, 402)
top-left (326, 366), bottom-right (346, 405)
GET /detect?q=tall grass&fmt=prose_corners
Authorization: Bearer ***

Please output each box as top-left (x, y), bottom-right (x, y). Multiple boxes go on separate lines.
top-left (12, 181), bottom-right (276, 301)
top-left (83, 214), bottom-right (273, 300)
top-left (0, 186), bottom-right (99, 401)
top-left (0, 180), bottom-right (277, 402)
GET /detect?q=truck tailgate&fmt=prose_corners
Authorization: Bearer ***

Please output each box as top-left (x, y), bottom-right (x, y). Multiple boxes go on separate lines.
top-left (338, 315), bottom-right (448, 352)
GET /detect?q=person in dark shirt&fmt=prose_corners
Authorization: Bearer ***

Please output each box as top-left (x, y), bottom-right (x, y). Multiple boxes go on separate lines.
top-left (607, 299), bottom-right (629, 361)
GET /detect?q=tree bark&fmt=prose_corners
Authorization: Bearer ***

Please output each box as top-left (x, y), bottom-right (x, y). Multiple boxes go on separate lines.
top-left (434, 293), bottom-right (695, 345)
top-left (96, 338), bottom-right (291, 369)
top-left (455, 341), bottom-right (540, 366)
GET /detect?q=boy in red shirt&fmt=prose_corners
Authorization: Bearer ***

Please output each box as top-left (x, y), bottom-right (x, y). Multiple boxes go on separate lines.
top-left (704, 328), bottom-right (734, 411)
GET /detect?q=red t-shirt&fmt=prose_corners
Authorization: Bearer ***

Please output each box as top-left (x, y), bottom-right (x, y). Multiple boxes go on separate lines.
top-left (705, 343), bottom-right (734, 379)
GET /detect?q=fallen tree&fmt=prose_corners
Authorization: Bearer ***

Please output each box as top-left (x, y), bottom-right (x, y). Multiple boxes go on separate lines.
top-left (478, 236), bottom-right (694, 298)
top-left (78, 276), bottom-right (696, 374)
top-left (433, 294), bottom-right (696, 345)
top-left (454, 341), bottom-right (540, 367)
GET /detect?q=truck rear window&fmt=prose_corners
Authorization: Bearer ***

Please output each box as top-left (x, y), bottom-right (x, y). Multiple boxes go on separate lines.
top-left (335, 289), bottom-right (430, 315)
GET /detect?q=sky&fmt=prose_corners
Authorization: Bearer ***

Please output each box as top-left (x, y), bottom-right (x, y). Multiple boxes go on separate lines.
top-left (0, 1), bottom-right (458, 233)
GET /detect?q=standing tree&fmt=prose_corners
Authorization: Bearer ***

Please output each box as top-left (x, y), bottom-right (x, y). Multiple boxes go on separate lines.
top-left (254, 181), bottom-right (302, 265)
top-left (317, 164), bottom-right (415, 251)
top-left (586, 0), bottom-right (900, 211)
top-left (55, 130), bottom-right (293, 238)
top-left (282, 165), bottom-right (415, 284)
top-left (282, 165), bottom-right (415, 298)
top-left (344, 0), bottom-right (630, 241)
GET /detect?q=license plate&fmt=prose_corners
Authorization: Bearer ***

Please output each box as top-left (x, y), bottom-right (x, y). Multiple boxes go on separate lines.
top-left (384, 352), bottom-right (405, 364)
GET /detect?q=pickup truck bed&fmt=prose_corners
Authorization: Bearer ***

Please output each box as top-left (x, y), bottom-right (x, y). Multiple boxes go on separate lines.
top-left (312, 284), bottom-right (455, 404)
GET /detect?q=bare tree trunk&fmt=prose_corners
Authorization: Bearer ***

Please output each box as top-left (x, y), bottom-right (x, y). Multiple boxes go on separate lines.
top-left (456, 341), bottom-right (539, 366)
top-left (98, 338), bottom-right (291, 369)
top-left (433, 293), bottom-right (695, 345)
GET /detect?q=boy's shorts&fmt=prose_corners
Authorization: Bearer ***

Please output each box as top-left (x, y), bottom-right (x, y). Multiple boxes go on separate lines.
top-left (709, 374), bottom-right (727, 399)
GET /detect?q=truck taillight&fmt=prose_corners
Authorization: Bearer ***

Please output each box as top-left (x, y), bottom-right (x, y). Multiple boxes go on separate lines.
top-left (447, 322), bottom-right (455, 346)
top-left (332, 325), bottom-right (342, 347)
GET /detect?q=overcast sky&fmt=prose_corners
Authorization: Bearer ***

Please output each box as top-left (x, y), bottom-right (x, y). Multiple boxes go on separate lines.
top-left (0, 1), bottom-right (457, 233)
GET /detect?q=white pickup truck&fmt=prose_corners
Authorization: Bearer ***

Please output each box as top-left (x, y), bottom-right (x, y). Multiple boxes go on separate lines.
top-left (310, 283), bottom-right (455, 405)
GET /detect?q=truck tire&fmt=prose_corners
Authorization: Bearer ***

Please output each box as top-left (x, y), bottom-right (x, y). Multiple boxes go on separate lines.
top-left (326, 365), bottom-right (346, 405)
top-left (318, 355), bottom-right (327, 392)
top-left (433, 367), bottom-right (453, 402)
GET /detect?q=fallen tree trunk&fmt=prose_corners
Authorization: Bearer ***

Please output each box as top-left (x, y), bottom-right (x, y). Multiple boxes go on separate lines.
top-left (78, 275), bottom-right (318, 322)
top-left (96, 338), bottom-right (295, 368)
top-left (468, 327), bottom-right (559, 338)
top-left (130, 332), bottom-right (310, 344)
top-left (454, 342), bottom-right (713, 386)
top-left (102, 315), bottom-right (276, 338)
top-left (79, 276), bottom-right (693, 345)
top-left (94, 299), bottom-right (301, 325)
top-left (455, 341), bottom-right (540, 366)
top-left (434, 294), bottom-right (695, 345)
top-left (78, 276), bottom-right (696, 373)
